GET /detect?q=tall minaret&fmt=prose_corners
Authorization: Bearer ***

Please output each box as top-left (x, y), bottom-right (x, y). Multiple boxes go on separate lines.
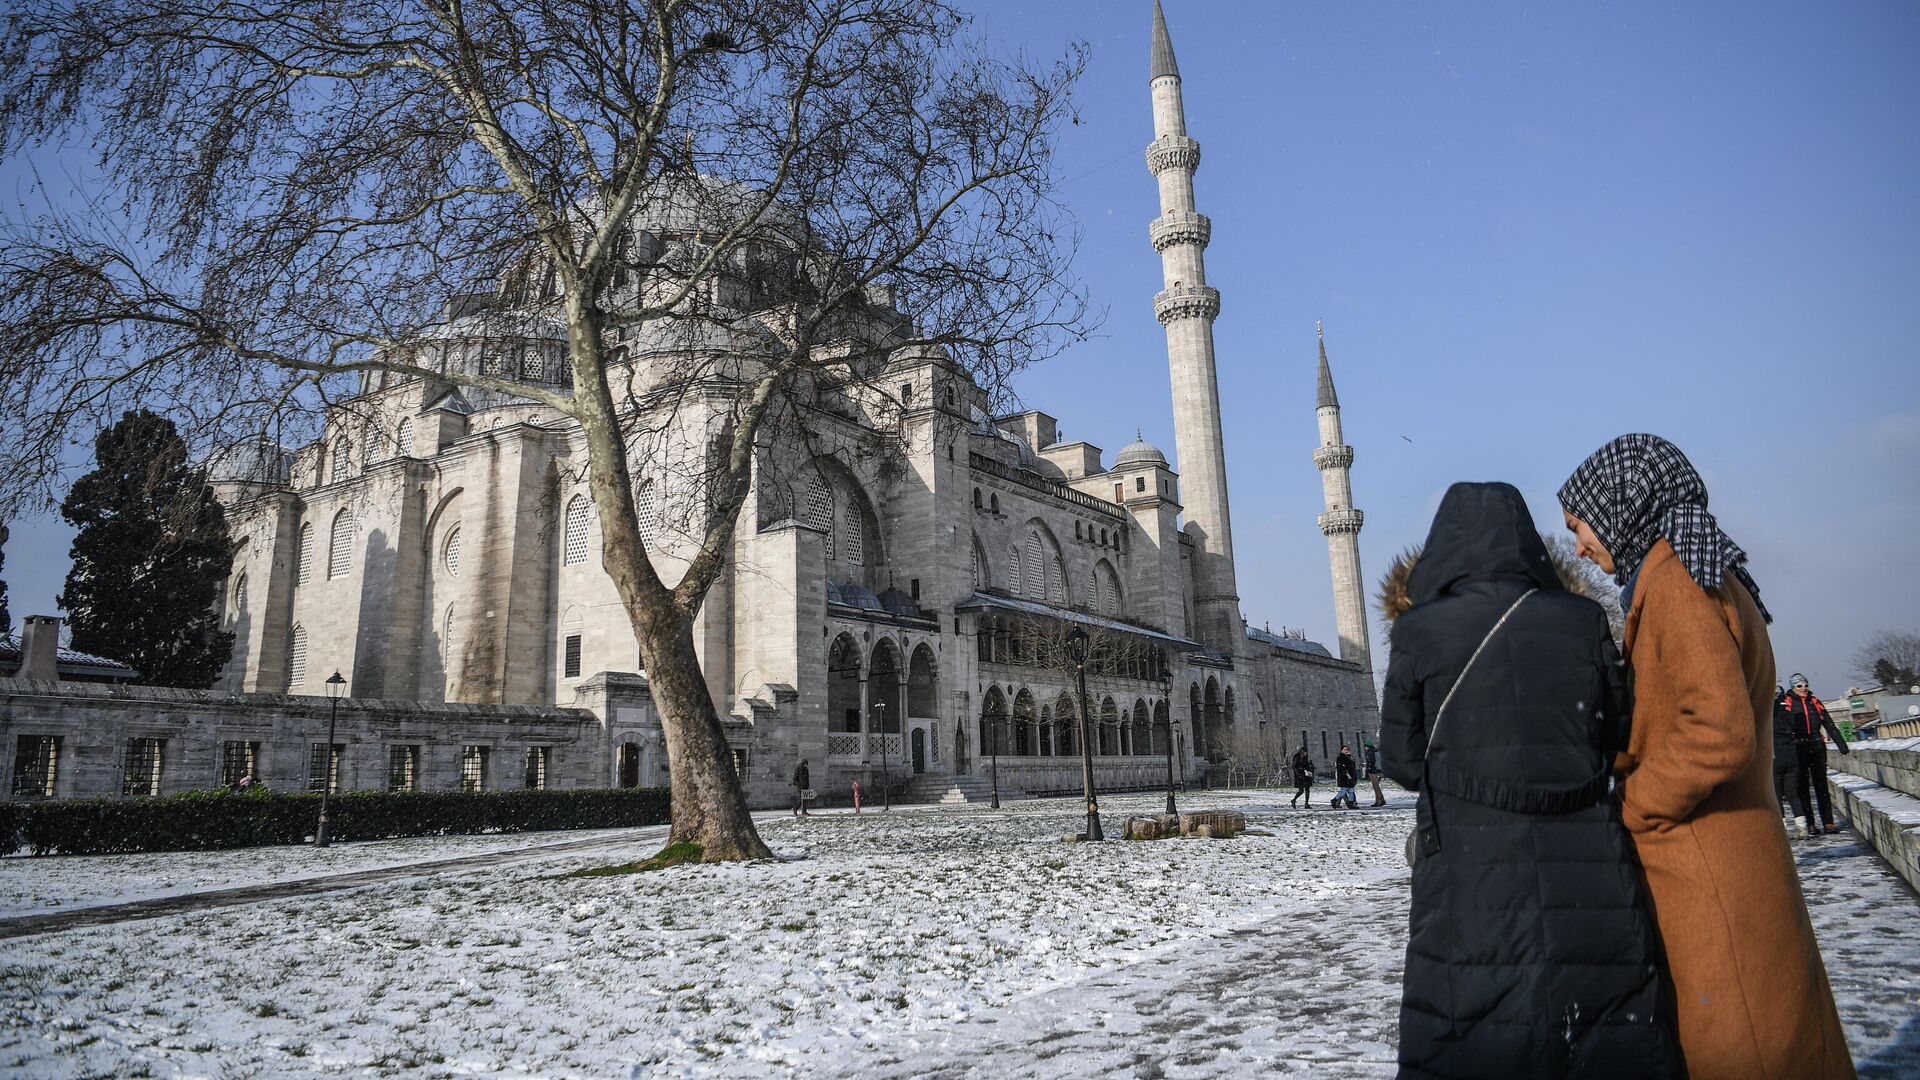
top-left (1313, 324), bottom-right (1373, 682)
top-left (1147, 0), bottom-right (1239, 650)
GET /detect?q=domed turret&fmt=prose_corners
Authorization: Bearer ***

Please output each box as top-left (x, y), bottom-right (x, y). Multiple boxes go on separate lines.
top-left (1114, 430), bottom-right (1167, 469)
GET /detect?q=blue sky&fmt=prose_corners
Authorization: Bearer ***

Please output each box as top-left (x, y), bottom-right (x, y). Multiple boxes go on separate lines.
top-left (4, 1), bottom-right (1917, 695)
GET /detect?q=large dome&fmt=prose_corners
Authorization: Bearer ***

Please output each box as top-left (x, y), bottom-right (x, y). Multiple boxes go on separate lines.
top-left (1113, 432), bottom-right (1167, 468)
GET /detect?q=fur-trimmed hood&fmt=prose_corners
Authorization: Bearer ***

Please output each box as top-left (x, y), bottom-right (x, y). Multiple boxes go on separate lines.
top-left (1378, 538), bottom-right (1613, 624)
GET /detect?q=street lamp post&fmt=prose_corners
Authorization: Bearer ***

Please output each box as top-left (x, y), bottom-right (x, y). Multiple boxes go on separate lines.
top-left (987, 705), bottom-right (1001, 809)
top-left (1066, 626), bottom-right (1102, 841)
top-left (1160, 670), bottom-right (1177, 816)
top-left (874, 699), bottom-right (891, 812)
top-left (315, 671), bottom-right (347, 848)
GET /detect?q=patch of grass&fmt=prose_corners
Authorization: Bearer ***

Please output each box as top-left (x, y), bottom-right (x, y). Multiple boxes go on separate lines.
top-left (563, 841), bottom-right (705, 877)
top-left (778, 921), bottom-right (807, 932)
top-left (253, 1002), bottom-right (280, 1018)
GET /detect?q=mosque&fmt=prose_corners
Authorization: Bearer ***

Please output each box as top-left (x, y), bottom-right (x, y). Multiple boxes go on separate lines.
top-left (202, 1), bottom-right (1379, 804)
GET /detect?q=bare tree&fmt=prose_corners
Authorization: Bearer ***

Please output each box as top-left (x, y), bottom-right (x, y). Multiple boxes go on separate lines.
top-left (0, 1), bottom-right (1088, 861)
top-left (1850, 630), bottom-right (1920, 692)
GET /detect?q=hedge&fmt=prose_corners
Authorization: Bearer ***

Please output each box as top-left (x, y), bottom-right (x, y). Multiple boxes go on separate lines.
top-left (0, 786), bottom-right (671, 856)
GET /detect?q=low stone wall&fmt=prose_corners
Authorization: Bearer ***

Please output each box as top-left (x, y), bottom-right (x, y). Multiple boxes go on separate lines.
top-left (1828, 739), bottom-right (1920, 895)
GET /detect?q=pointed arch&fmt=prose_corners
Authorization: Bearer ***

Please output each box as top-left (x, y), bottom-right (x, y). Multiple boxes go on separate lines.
top-left (1093, 559), bottom-right (1124, 617)
top-left (327, 508), bottom-right (356, 579)
top-left (828, 633), bottom-right (863, 734)
top-left (970, 533), bottom-right (989, 590)
top-left (329, 439), bottom-right (351, 483)
top-left (868, 637), bottom-right (903, 734)
top-left (804, 474), bottom-right (833, 558)
top-left (634, 480), bottom-right (659, 549)
top-left (1008, 544), bottom-right (1024, 597)
top-left (907, 644), bottom-right (937, 717)
top-left (287, 623), bottom-right (308, 687)
top-left (562, 493), bottom-right (592, 565)
top-left (295, 522), bottom-right (315, 585)
top-left (395, 417), bottom-right (415, 457)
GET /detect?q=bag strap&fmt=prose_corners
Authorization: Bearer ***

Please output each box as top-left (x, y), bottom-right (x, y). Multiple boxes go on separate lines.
top-left (1424, 588), bottom-right (1536, 762)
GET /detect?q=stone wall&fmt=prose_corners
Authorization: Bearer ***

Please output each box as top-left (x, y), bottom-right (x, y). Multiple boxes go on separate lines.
top-left (0, 678), bottom-right (644, 802)
top-left (1828, 738), bottom-right (1920, 896)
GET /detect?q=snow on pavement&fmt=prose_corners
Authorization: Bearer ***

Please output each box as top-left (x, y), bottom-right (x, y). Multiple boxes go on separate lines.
top-left (0, 788), bottom-right (1914, 1078)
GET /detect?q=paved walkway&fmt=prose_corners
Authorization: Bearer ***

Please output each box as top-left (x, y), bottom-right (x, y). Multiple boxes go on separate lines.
top-left (0, 825), bottom-right (670, 941)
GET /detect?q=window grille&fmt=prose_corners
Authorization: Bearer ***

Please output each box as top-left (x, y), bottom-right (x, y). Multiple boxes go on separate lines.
top-left (1048, 556), bottom-right (1065, 604)
top-left (460, 745), bottom-right (489, 791)
top-left (843, 504), bottom-right (864, 565)
top-left (307, 742), bottom-right (342, 793)
top-left (564, 634), bottom-right (582, 679)
top-left (563, 494), bottom-right (591, 565)
top-left (635, 481), bottom-right (659, 548)
top-left (288, 624), bottom-right (308, 685)
top-left (122, 738), bottom-right (165, 797)
top-left (1009, 546), bottom-right (1023, 596)
top-left (330, 440), bottom-right (350, 483)
top-left (1024, 534), bottom-right (1043, 597)
top-left (11, 735), bottom-right (59, 798)
top-left (388, 744), bottom-right (419, 792)
top-left (232, 572), bottom-right (248, 614)
top-left (521, 349), bottom-right (544, 380)
top-left (804, 477), bottom-right (832, 558)
top-left (522, 746), bottom-right (548, 790)
top-left (296, 523), bottom-right (314, 584)
top-left (328, 509), bottom-right (355, 578)
top-left (1136, 476), bottom-right (1146, 493)
top-left (396, 418), bottom-right (414, 457)
top-left (971, 545), bottom-right (982, 588)
top-left (219, 741), bottom-right (258, 787)
top-left (442, 606), bottom-right (456, 668)
top-left (444, 525), bottom-right (461, 576)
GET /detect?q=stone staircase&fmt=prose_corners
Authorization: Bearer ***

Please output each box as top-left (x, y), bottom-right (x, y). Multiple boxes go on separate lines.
top-left (900, 773), bottom-right (1004, 805)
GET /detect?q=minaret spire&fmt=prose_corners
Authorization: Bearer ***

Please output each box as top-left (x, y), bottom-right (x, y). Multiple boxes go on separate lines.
top-left (1145, 1), bottom-right (1239, 652)
top-left (1312, 327), bottom-right (1374, 691)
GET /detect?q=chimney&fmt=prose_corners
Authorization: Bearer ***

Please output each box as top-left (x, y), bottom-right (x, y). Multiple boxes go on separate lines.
top-left (18, 615), bottom-right (61, 682)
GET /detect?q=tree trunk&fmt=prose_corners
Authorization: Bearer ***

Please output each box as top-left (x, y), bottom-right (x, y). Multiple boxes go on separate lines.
top-left (643, 615), bottom-right (774, 861)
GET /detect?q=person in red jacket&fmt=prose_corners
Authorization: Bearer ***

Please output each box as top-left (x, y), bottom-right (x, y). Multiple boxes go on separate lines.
top-left (1781, 673), bottom-right (1850, 834)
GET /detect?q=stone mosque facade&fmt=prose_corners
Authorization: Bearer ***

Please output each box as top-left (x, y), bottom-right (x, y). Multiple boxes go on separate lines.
top-left (192, 2), bottom-right (1378, 807)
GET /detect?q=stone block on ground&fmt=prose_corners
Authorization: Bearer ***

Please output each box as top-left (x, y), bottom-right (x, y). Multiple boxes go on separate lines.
top-left (1178, 810), bottom-right (1246, 838)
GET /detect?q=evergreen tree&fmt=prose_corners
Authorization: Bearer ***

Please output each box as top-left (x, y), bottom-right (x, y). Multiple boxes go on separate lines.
top-left (59, 410), bottom-right (235, 687)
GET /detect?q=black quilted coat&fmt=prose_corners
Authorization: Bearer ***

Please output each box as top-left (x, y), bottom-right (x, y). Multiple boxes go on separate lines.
top-left (1380, 483), bottom-right (1677, 1079)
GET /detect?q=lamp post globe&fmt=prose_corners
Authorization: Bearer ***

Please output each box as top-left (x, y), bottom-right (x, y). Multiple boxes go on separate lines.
top-left (1065, 626), bottom-right (1101, 841)
top-left (316, 671), bottom-right (347, 848)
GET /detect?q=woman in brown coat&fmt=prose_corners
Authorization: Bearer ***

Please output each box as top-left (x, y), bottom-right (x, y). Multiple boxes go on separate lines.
top-left (1559, 434), bottom-right (1853, 1079)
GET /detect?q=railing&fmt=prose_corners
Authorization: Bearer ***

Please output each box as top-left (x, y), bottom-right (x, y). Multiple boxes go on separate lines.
top-left (825, 732), bottom-right (906, 760)
top-left (971, 453), bottom-right (1127, 520)
top-left (826, 733), bottom-right (863, 758)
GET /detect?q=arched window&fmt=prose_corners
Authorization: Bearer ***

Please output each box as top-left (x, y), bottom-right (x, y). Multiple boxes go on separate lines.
top-left (972, 488), bottom-right (982, 509)
top-left (1008, 545), bottom-right (1023, 597)
top-left (1048, 555), bottom-right (1065, 604)
top-left (635, 480), bottom-right (659, 549)
top-left (804, 476), bottom-right (833, 559)
top-left (989, 493), bottom-right (999, 514)
top-left (295, 523), bottom-right (314, 585)
top-left (443, 525), bottom-right (462, 576)
top-left (1024, 532), bottom-right (1043, 597)
top-left (329, 440), bottom-right (350, 484)
top-left (396, 418), bottom-right (414, 457)
top-left (970, 543), bottom-right (982, 589)
top-left (563, 494), bottom-right (591, 565)
top-left (843, 502), bottom-right (864, 565)
top-left (327, 509), bottom-right (355, 579)
top-left (232, 572), bottom-right (249, 613)
top-left (288, 624), bottom-right (308, 685)
top-left (442, 604), bottom-right (456, 666)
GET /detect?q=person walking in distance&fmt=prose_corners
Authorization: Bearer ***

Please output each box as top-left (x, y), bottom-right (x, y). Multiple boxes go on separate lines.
top-left (791, 757), bottom-right (811, 818)
top-left (1560, 434), bottom-right (1853, 1078)
top-left (1289, 746), bottom-right (1315, 809)
top-left (1382, 482), bottom-right (1676, 1076)
top-left (1334, 744), bottom-right (1359, 809)
top-left (1364, 738), bottom-right (1387, 807)
top-left (1772, 686), bottom-right (1814, 838)
top-left (1783, 672), bottom-right (1850, 834)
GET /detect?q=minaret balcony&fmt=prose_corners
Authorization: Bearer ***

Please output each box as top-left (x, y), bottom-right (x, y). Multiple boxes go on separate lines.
top-left (1149, 211), bottom-right (1212, 253)
top-left (1312, 444), bottom-right (1354, 471)
top-left (1145, 135), bottom-right (1202, 177)
top-left (1153, 285), bottom-right (1220, 325)
top-left (1317, 508), bottom-right (1365, 535)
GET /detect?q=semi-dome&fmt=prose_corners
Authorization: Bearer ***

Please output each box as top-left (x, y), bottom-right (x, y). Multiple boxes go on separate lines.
top-left (1113, 431), bottom-right (1167, 468)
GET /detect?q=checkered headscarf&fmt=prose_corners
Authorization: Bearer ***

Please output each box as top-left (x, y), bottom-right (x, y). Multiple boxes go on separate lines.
top-left (1558, 434), bottom-right (1771, 623)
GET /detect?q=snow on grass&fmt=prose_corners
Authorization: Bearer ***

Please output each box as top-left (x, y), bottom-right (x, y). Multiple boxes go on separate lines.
top-left (0, 826), bottom-right (659, 918)
top-left (0, 786), bottom-right (1914, 1079)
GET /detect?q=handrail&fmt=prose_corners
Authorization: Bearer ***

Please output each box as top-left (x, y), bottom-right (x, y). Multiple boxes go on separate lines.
top-left (970, 453), bottom-right (1127, 520)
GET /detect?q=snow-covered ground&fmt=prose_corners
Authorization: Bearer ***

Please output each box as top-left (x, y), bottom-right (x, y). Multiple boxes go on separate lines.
top-left (0, 788), bottom-right (1914, 1078)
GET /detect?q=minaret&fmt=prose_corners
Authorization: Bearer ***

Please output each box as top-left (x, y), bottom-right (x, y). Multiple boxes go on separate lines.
top-left (1313, 324), bottom-right (1373, 682)
top-left (1147, 0), bottom-right (1239, 650)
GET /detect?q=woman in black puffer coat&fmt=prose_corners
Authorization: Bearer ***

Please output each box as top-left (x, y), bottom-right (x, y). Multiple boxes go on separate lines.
top-left (1380, 482), bottom-right (1676, 1079)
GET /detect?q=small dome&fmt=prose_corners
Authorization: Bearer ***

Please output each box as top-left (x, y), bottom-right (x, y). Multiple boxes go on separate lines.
top-left (1114, 431), bottom-right (1167, 468)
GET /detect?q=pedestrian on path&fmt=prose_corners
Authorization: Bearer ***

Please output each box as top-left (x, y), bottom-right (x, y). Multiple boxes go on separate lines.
top-left (1364, 739), bottom-right (1387, 807)
top-left (1289, 747), bottom-right (1314, 808)
top-left (792, 758), bottom-right (811, 818)
top-left (1560, 434), bottom-right (1853, 1079)
top-left (1773, 687), bottom-right (1814, 838)
top-left (1784, 672), bottom-right (1850, 834)
top-left (1382, 481), bottom-right (1677, 1078)
top-left (1333, 745), bottom-right (1358, 809)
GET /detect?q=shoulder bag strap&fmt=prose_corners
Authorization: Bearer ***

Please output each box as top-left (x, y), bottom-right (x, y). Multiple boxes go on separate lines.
top-left (1424, 588), bottom-right (1537, 761)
